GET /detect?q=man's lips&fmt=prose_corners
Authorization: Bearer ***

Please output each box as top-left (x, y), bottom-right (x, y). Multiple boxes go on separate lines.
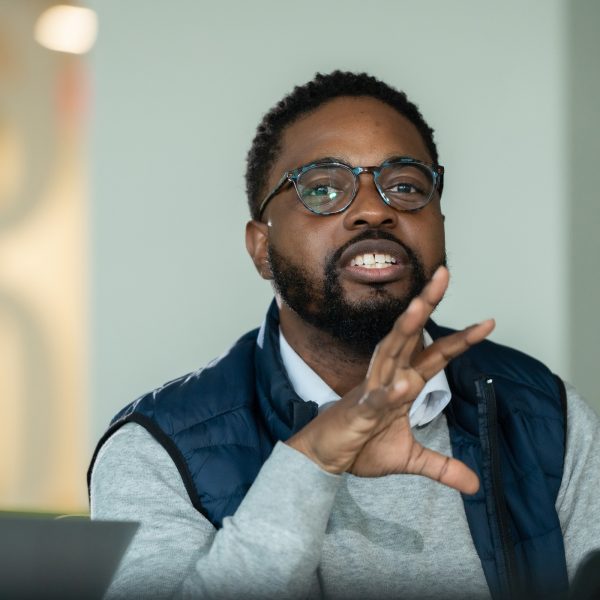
top-left (338, 238), bottom-right (410, 284)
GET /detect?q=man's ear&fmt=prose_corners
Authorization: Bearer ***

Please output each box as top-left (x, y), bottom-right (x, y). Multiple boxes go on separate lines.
top-left (245, 219), bottom-right (273, 280)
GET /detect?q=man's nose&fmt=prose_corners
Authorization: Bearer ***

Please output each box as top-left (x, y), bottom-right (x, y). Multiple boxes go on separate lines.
top-left (342, 173), bottom-right (398, 230)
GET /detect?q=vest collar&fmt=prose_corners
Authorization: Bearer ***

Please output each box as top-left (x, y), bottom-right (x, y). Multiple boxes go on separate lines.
top-left (253, 307), bottom-right (476, 442)
top-left (254, 300), bottom-right (318, 442)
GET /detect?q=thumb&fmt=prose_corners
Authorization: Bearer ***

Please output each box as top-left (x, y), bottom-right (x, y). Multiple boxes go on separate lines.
top-left (406, 444), bottom-right (480, 495)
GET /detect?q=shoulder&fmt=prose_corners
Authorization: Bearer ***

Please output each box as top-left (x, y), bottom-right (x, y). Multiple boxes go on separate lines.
top-left (112, 326), bottom-right (261, 429)
top-left (429, 320), bottom-right (562, 409)
top-left (88, 327), bottom-right (264, 506)
top-left (91, 422), bottom-right (204, 519)
top-left (556, 384), bottom-right (600, 574)
top-left (564, 383), bottom-right (600, 448)
top-left (93, 421), bottom-right (169, 469)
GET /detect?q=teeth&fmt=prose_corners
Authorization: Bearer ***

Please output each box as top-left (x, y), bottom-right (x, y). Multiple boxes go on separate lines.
top-left (350, 253), bottom-right (397, 268)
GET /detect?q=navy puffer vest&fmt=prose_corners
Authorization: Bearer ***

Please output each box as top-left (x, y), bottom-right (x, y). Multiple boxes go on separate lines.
top-left (89, 302), bottom-right (568, 599)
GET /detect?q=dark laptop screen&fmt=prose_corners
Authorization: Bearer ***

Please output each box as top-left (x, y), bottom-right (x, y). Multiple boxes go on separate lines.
top-left (0, 515), bottom-right (138, 600)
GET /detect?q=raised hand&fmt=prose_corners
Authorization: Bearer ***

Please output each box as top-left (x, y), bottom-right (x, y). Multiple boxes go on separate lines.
top-left (286, 266), bottom-right (494, 495)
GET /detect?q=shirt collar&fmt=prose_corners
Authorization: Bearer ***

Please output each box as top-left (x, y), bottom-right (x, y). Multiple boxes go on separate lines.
top-left (278, 328), bottom-right (451, 428)
top-left (278, 331), bottom-right (340, 407)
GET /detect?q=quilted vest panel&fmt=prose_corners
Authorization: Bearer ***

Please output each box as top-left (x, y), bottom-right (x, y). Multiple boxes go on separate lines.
top-left (428, 320), bottom-right (568, 599)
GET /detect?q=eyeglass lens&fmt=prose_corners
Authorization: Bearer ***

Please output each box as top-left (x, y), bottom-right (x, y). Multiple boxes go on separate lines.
top-left (295, 163), bottom-right (435, 213)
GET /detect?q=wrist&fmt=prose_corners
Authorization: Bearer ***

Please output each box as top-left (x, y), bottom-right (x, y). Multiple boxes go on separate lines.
top-left (285, 434), bottom-right (344, 475)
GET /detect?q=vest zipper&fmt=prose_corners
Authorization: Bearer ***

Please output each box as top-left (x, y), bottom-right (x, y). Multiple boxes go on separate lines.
top-left (476, 376), bottom-right (520, 599)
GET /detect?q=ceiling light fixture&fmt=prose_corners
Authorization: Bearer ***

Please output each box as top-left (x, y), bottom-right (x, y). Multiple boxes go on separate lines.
top-left (34, 5), bottom-right (98, 55)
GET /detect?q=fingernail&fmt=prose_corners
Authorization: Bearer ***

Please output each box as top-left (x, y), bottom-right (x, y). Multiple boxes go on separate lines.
top-left (432, 266), bottom-right (445, 280)
top-left (470, 318), bottom-right (494, 327)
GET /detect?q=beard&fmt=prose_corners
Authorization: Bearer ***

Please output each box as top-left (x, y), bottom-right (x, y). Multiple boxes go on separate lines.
top-left (268, 230), bottom-right (447, 359)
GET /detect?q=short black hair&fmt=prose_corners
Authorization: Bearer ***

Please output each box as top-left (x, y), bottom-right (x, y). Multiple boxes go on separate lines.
top-left (245, 70), bottom-right (439, 220)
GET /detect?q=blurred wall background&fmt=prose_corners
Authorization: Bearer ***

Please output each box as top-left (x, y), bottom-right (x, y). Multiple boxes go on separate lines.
top-left (1, 0), bottom-right (598, 512)
top-left (569, 1), bottom-right (600, 419)
top-left (0, 0), bottom-right (90, 511)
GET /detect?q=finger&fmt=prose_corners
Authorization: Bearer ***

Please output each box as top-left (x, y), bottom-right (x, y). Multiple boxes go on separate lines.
top-left (353, 379), bottom-right (412, 416)
top-left (377, 311), bottom-right (421, 386)
top-left (379, 266), bottom-right (449, 360)
top-left (369, 299), bottom-right (421, 383)
top-left (417, 265), bottom-right (450, 313)
top-left (407, 444), bottom-right (480, 495)
top-left (370, 305), bottom-right (428, 388)
top-left (414, 319), bottom-right (495, 382)
top-left (369, 267), bottom-right (450, 383)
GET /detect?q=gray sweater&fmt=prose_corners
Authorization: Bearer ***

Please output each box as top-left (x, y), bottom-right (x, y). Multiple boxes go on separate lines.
top-left (90, 384), bottom-right (600, 599)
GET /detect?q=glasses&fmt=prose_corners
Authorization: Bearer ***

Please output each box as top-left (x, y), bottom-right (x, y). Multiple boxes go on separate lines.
top-left (258, 157), bottom-right (444, 219)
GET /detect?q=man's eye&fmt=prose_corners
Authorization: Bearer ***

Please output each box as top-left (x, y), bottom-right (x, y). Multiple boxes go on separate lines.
top-left (304, 185), bottom-right (342, 198)
top-left (388, 182), bottom-right (419, 195)
top-left (385, 181), bottom-right (424, 196)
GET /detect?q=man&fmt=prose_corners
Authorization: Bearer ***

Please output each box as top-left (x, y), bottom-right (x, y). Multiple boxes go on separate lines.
top-left (89, 71), bottom-right (600, 599)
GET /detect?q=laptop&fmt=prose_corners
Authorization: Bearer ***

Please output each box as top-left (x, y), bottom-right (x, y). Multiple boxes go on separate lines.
top-left (0, 513), bottom-right (138, 600)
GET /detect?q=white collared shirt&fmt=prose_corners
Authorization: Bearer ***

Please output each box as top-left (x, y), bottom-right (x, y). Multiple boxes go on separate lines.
top-left (279, 329), bottom-right (451, 428)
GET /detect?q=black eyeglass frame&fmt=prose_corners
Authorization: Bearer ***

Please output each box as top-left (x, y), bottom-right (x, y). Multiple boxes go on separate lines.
top-left (258, 157), bottom-right (445, 219)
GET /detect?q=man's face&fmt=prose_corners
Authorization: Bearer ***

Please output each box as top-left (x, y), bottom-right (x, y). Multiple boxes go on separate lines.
top-left (252, 96), bottom-right (446, 357)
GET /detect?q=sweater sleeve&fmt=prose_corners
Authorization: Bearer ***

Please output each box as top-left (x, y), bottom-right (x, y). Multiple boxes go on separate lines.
top-left (555, 384), bottom-right (600, 581)
top-left (90, 422), bottom-right (341, 600)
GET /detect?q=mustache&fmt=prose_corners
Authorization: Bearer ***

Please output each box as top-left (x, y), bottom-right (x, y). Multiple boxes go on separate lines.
top-left (329, 229), bottom-right (417, 267)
